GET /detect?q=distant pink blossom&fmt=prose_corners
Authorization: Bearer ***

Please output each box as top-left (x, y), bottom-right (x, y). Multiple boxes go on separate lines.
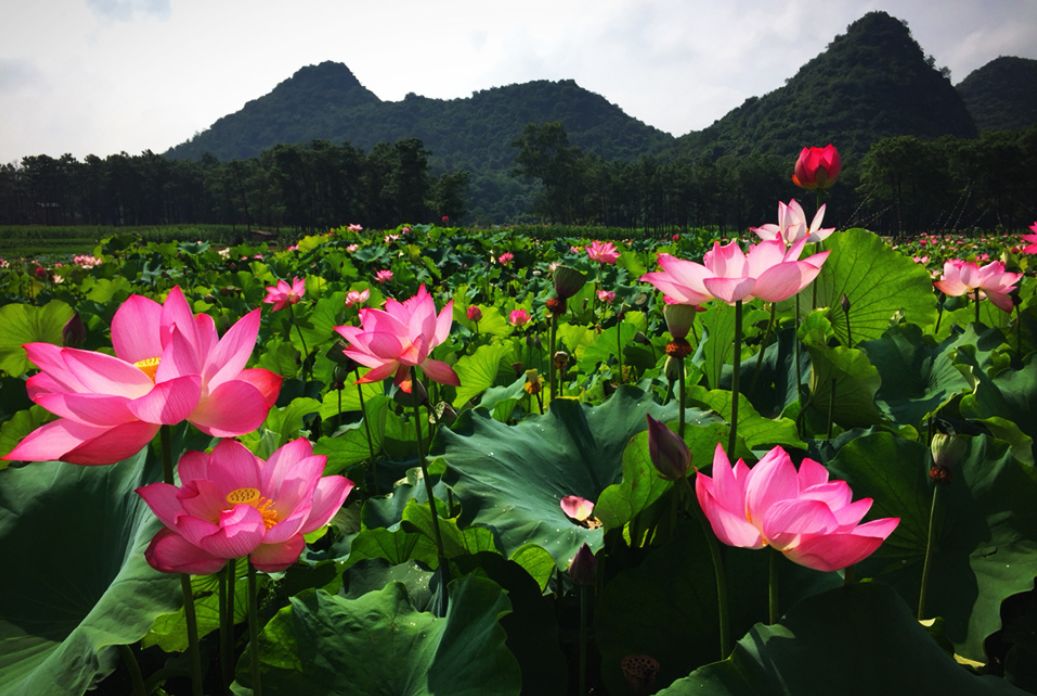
top-left (285, 244), bottom-right (299, 252)
top-left (348, 224), bottom-right (363, 232)
top-left (934, 259), bottom-right (1021, 312)
top-left (696, 444), bottom-right (899, 572)
top-left (497, 251), bottom-right (514, 266)
top-left (509, 308), bottom-right (531, 326)
top-left (912, 256), bottom-right (929, 265)
top-left (345, 289), bottom-right (370, 307)
top-left (73, 254), bottom-right (103, 269)
top-left (586, 240), bottom-right (620, 264)
top-left (346, 243), bottom-right (359, 253)
top-left (597, 289), bottom-right (616, 304)
top-left (384, 234), bottom-right (400, 243)
top-left (374, 269), bottom-right (393, 284)
top-left (1023, 222), bottom-right (1037, 254)
top-left (401, 226), bottom-right (412, 235)
top-left (570, 245), bottom-right (583, 254)
top-left (263, 277), bottom-right (306, 312)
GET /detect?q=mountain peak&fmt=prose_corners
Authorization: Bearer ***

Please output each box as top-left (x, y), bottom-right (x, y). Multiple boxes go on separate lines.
top-left (957, 56), bottom-right (1037, 132)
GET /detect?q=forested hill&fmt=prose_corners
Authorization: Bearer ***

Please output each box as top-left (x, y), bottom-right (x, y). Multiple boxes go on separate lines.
top-left (957, 57), bottom-right (1037, 132)
top-left (677, 11), bottom-right (977, 160)
top-left (166, 63), bottom-right (674, 165)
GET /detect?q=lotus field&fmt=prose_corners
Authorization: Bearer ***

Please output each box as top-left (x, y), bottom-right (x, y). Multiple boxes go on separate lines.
top-left (2, 149), bottom-right (1037, 696)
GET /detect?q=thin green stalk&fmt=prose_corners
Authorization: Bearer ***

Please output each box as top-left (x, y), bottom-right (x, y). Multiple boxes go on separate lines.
top-left (768, 549), bottom-right (779, 624)
top-left (160, 427), bottom-right (202, 696)
top-left (826, 378), bottom-right (837, 439)
top-left (793, 293), bottom-right (803, 401)
top-left (411, 368), bottom-right (449, 591)
top-left (974, 288), bottom-right (981, 325)
top-left (749, 303), bottom-right (776, 395)
top-left (549, 313), bottom-right (558, 400)
top-left (917, 482), bottom-right (941, 620)
top-left (578, 585), bottom-right (589, 696)
top-left (682, 478), bottom-right (730, 658)
top-left (287, 302), bottom-right (310, 382)
top-left (247, 562), bottom-right (262, 696)
top-left (355, 369), bottom-right (377, 478)
top-left (677, 355), bottom-right (686, 439)
top-left (727, 300), bottom-right (743, 455)
top-left (118, 644), bottom-right (146, 696)
top-left (220, 561), bottom-right (236, 692)
top-left (934, 298), bottom-right (945, 335)
top-left (615, 315), bottom-right (624, 383)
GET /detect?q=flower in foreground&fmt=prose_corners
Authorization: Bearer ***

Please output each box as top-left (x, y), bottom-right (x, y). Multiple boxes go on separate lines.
top-left (934, 259), bottom-right (1021, 312)
top-left (792, 144), bottom-right (841, 190)
top-left (334, 285), bottom-right (459, 393)
top-left (374, 269), bottom-right (393, 284)
top-left (509, 308), bottom-right (531, 326)
top-left (137, 438), bottom-right (353, 573)
top-left (4, 287), bottom-right (281, 464)
top-left (263, 277), bottom-right (306, 312)
top-left (695, 444), bottom-right (899, 572)
top-left (641, 238), bottom-right (829, 305)
top-left (751, 199), bottom-right (834, 245)
top-left (466, 305), bottom-right (483, 322)
top-left (345, 288), bottom-right (370, 307)
top-left (586, 240), bottom-right (620, 264)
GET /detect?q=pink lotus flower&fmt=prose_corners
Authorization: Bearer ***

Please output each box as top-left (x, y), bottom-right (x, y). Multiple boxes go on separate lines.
top-left (913, 256), bottom-right (930, 265)
top-left (384, 234), bottom-right (400, 243)
top-left (334, 285), bottom-right (459, 393)
top-left (597, 289), bottom-right (616, 304)
top-left (401, 226), bottom-right (412, 235)
top-left (4, 287), bottom-right (281, 464)
top-left (1023, 222), bottom-right (1037, 254)
top-left (137, 439), bottom-right (353, 573)
top-left (509, 308), bottom-right (531, 326)
top-left (586, 240), bottom-right (619, 264)
top-left (346, 243), bottom-right (359, 253)
top-left (348, 224), bottom-right (363, 232)
top-left (374, 269), bottom-right (393, 284)
top-left (263, 277), bottom-right (306, 312)
top-left (751, 199), bottom-right (834, 245)
top-left (497, 251), bottom-right (514, 266)
top-left (570, 245), bottom-right (583, 254)
top-left (695, 444), bottom-right (899, 572)
top-left (792, 144), bottom-right (841, 190)
top-left (73, 254), bottom-right (103, 269)
top-left (934, 259), bottom-right (1022, 312)
top-left (561, 495), bottom-right (595, 523)
top-left (672, 233), bottom-right (681, 242)
top-left (641, 239), bottom-right (829, 305)
top-left (466, 305), bottom-right (482, 322)
top-left (345, 289), bottom-right (370, 307)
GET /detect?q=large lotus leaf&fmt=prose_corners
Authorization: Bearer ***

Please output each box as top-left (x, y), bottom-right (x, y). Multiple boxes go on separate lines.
top-left (657, 583), bottom-right (1025, 695)
top-left (805, 343), bottom-right (885, 428)
top-left (234, 576), bottom-right (521, 695)
top-left (803, 228), bottom-right (938, 344)
top-left (0, 300), bottom-right (74, 377)
top-left (701, 303), bottom-right (737, 390)
top-left (0, 452), bottom-right (181, 695)
top-left (685, 385), bottom-right (805, 451)
top-left (826, 432), bottom-right (1037, 660)
top-left (959, 352), bottom-right (1037, 466)
top-left (451, 342), bottom-right (517, 408)
top-left (438, 386), bottom-right (712, 567)
top-left (860, 323), bottom-right (972, 426)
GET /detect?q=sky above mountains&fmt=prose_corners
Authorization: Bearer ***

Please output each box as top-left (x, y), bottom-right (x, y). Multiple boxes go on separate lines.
top-left (1, 0), bottom-right (1035, 163)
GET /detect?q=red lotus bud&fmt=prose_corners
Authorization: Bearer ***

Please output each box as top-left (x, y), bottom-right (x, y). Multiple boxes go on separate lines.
top-left (568, 543), bottom-right (597, 586)
top-left (646, 415), bottom-right (690, 480)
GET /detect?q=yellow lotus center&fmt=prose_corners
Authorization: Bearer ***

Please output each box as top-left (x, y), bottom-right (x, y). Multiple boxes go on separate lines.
top-left (133, 356), bottom-right (161, 382)
top-left (225, 487), bottom-right (279, 529)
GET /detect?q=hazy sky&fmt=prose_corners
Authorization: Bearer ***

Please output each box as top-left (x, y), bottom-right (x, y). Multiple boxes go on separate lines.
top-left (2, 0), bottom-right (1035, 163)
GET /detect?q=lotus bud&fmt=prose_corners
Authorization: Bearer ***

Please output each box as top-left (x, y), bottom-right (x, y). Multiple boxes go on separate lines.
top-left (568, 543), bottom-right (597, 586)
top-left (466, 305), bottom-right (482, 322)
top-left (930, 427), bottom-right (967, 482)
top-left (435, 401), bottom-right (458, 426)
top-left (663, 303), bottom-right (697, 340)
top-left (553, 265), bottom-right (586, 300)
top-left (840, 293), bottom-right (851, 313)
top-left (332, 364), bottom-right (351, 391)
top-left (62, 312), bottom-right (86, 347)
top-left (664, 355), bottom-right (682, 383)
top-left (646, 415), bottom-right (690, 481)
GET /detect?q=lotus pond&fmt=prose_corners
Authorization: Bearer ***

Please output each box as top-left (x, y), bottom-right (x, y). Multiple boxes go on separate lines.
top-left (0, 216), bottom-right (1036, 696)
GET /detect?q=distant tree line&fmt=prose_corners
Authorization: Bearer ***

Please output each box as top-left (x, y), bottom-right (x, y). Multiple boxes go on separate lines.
top-left (512, 122), bottom-right (1037, 236)
top-left (1, 124), bottom-right (1034, 236)
top-left (0, 139), bottom-right (468, 231)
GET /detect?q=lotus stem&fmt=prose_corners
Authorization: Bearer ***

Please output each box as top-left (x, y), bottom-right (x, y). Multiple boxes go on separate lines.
top-left (826, 378), bottom-right (837, 439)
top-left (220, 561), bottom-right (236, 691)
top-left (160, 426), bottom-right (203, 696)
top-left (934, 297), bottom-right (945, 335)
top-left (917, 481), bottom-right (941, 620)
top-left (247, 561), bottom-right (262, 696)
top-left (749, 303), bottom-right (776, 395)
top-left (578, 584), bottom-right (589, 696)
top-left (677, 355), bottom-right (686, 439)
top-left (118, 644), bottom-right (146, 696)
top-left (974, 288), bottom-right (981, 325)
top-left (727, 300), bottom-right (743, 455)
top-left (355, 369), bottom-right (377, 484)
top-left (682, 477), bottom-right (731, 658)
top-left (411, 367), bottom-right (449, 599)
top-left (615, 315), bottom-right (624, 384)
top-left (549, 313), bottom-right (558, 400)
top-left (287, 302), bottom-right (311, 382)
top-left (768, 548), bottom-right (779, 624)
top-left (794, 293), bottom-right (804, 403)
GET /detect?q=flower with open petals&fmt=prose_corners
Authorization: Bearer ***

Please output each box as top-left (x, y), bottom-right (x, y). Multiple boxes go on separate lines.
top-left (137, 438), bottom-right (353, 573)
top-left (348, 223), bottom-right (363, 232)
top-left (1022, 222), bottom-right (1037, 254)
top-left (334, 285), bottom-right (459, 393)
top-left (792, 144), bottom-right (841, 190)
top-left (497, 251), bottom-right (514, 266)
top-left (586, 240), bottom-right (619, 264)
top-left (4, 287), bottom-right (281, 464)
top-left (263, 277), bottom-right (306, 312)
top-left (509, 308), bottom-right (531, 326)
top-left (751, 199), bottom-right (834, 245)
top-left (641, 239), bottom-right (829, 305)
top-left (597, 289), bottom-right (616, 304)
top-left (374, 269), bottom-right (393, 284)
top-left (695, 444), bottom-right (899, 572)
top-left (934, 259), bottom-right (1021, 312)
top-left (345, 289), bottom-right (370, 307)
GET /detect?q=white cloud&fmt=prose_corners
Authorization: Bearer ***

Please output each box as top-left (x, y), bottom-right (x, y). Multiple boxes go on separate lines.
top-left (85, 0), bottom-right (170, 21)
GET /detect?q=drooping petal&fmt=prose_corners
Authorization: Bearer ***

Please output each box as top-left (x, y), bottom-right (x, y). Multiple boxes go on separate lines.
top-left (249, 535), bottom-right (306, 572)
top-left (145, 529), bottom-right (228, 575)
top-left (7, 419), bottom-right (159, 465)
top-left (420, 358), bottom-right (461, 387)
top-left (352, 360), bottom-right (400, 384)
top-left (784, 520), bottom-right (898, 572)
